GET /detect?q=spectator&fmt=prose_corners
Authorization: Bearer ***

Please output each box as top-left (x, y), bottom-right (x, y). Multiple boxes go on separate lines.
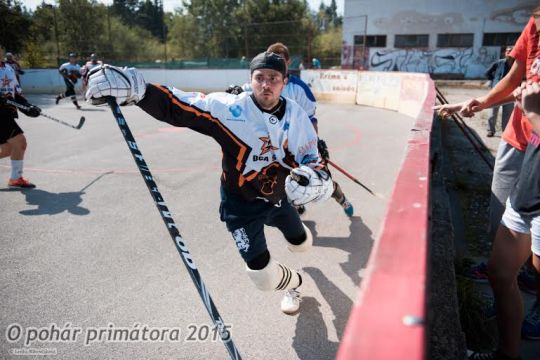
top-left (436, 8), bottom-right (540, 359)
top-left (312, 57), bottom-right (321, 69)
top-left (484, 47), bottom-right (515, 137)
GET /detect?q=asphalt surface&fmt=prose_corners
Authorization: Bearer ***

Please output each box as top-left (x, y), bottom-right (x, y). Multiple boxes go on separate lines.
top-left (0, 95), bottom-right (414, 359)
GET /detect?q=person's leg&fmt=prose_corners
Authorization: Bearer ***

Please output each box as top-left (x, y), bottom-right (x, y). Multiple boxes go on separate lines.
top-left (488, 140), bottom-right (524, 240)
top-left (0, 142), bottom-right (12, 159)
top-left (521, 217), bottom-right (540, 340)
top-left (487, 106), bottom-right (500, 136)
top-left (266, 200), bottom-right (311, 252)
top-left (501, 103), bottom-right (514, 132)
top-left (489, 203), bottom-right (533, 357)
top-left (66, 83), bottom-right (81, 109)
top-left (331, 181), bottom-right (354, 217)
top-left (219, 190), bottom-right (302, 300)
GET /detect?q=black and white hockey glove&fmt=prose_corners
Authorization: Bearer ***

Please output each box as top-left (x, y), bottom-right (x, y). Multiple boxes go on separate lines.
top-left (225, 85), bottom-right (244, 95)
top-left (85, 65), bottom-right (146, 106)
top-left (285, 165), bottom-right (333, 206)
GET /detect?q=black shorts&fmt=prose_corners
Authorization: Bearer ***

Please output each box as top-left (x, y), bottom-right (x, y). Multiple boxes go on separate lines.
top-left (219, 186), bottom-right (305, 263)
top-left (0, 110), bottom-right (23, 144)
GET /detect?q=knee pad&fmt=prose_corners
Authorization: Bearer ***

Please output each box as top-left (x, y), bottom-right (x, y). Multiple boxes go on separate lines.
top-left (246, 259), bottom-right (301, 291)
top-left (287, 223), bottom-right (313, 253)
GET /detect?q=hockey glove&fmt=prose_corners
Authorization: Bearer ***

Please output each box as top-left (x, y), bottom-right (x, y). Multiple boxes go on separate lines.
top-left (285, 165), bottom-right (333, 206)
top-left (24, 105), bottom-right (41, 118)
top-left (14, 95), bottom-right (41, 117)
top-left (225, 85), bottom-right (244, 95)
top-left (317, 138), bottom-right (330, 161)
top-left (85, 65), bottom-right (146, 106)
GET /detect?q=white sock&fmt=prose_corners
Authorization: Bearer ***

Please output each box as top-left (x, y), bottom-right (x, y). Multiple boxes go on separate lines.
top-left (10, 160), bottom-right (23, 179)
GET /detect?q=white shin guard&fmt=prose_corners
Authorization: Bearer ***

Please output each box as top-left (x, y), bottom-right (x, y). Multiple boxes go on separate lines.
top-left (246, 259), bottom-right (301, 291)
top-left (287, 223), bottom-right (313, 253)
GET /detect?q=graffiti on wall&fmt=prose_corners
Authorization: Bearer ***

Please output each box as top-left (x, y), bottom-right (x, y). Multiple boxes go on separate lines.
top-left (368, 47), bottom-right (500, 78)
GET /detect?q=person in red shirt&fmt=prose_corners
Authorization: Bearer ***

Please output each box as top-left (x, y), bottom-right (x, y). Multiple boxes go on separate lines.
top-left (437, 8), bottom-right (540, 359)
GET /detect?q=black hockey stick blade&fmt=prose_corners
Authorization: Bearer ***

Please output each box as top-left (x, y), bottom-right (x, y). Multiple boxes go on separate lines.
top-left (105, 96), bottom-right (242, 360)
top-left (6, 99), bottom-right (85, 130)
top-left (76, 116), bottom-right (86, 129)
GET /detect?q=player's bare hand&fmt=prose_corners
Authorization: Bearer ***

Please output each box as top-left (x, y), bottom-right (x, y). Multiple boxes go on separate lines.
top-left (459, 98), bottom-right (483, 118)
top-left (520, 81), bottom-right (540, 119)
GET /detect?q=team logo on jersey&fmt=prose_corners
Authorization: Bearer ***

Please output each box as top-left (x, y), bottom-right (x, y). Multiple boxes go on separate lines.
top-left (268, 115), bottom-right (278, 124)
top-left (259, 136), bottom-right (278, 156)
top-left (232, 228), bottom-right (250, 253)
top-left (2, 75), bottom-right (10, 87)
top-left (229, 105), bottom-right (242, 117)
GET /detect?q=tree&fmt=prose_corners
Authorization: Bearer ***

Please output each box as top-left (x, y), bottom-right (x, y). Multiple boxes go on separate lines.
top-left (0, 0), bottom-right (32, 53)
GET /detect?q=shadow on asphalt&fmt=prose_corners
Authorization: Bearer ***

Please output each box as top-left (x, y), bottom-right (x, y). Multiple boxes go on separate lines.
top-left (0, 171), bottom-right (112, 216)
top-left (294, 216), bottom-right (373, 359)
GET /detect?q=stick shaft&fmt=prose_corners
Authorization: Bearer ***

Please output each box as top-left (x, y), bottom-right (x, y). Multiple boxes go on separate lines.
top-left (106, 98), bottom-right (241, 360)
top-left (327, 159), bottom-right (376, 196)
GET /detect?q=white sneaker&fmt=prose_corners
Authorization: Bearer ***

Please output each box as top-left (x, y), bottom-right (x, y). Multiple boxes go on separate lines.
top-left (281, 289), bottom-right (301, 315)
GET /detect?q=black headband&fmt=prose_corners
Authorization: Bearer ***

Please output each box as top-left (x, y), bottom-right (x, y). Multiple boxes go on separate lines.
top-left (250, 52), bottom-right (286, 77)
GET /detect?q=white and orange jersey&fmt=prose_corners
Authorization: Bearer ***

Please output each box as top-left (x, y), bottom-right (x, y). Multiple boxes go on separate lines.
top-left (0, 62), bottom-right (22, 98)
top-left (138, 84), bottom-right (326, 204)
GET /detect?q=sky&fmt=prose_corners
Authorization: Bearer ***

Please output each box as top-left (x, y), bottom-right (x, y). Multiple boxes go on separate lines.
top-left (21, 0), bottom-right (344, 15)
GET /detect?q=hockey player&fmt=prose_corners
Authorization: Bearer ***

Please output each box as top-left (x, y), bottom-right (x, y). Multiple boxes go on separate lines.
top-left (80, 53), bottom-right (103, 94)
top-left (0, 47), bottom-right (41, 188)
top-left (231, 42), bottom-right (354, 217)
top-left (56, 53), bottom-right (82, 109)
top-left (5, 52), bottom-right (24, 83)
top-left (85, 52), bottom-right (334, 314)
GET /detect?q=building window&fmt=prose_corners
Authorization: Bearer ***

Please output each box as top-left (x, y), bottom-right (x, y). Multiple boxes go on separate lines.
top-left (354, 35), bottom-right (387, 47)
top-left (394, 34), bottom-right (429, 48)
top-left (483, 32), bottom-right (521, 46)
top-left (437, 33), bottom-right (474, 47)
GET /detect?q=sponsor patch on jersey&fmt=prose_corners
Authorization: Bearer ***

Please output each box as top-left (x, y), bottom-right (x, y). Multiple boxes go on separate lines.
top-left (229, 105), bottom-right (242, 117)
top-left (233, 228), bottom-right (250, 253)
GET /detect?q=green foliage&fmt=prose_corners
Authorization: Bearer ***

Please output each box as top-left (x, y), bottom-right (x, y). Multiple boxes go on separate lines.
top-left (4, 0), bottom-right (345, 68)
top-left (0, 0), bottom-right (32, 53)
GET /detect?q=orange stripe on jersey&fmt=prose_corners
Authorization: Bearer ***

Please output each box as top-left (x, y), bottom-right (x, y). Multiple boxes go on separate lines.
top-left (153, 84), bottom-right (248, 173)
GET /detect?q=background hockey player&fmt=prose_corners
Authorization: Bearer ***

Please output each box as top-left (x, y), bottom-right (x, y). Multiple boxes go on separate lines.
top-left (0, 47), bottom-right (41, 188)
top-left (56, 53), bottom-right (82, 109)
top-left (5, 52), bottom-right (24, 84)
top-left (80, 53), bottom-right (103, 94)
top-left (85, 52), bottom-right (334, 315)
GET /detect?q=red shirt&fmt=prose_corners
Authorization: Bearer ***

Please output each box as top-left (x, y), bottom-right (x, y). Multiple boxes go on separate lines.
top-left (503, 16), bottom-right (539, 151)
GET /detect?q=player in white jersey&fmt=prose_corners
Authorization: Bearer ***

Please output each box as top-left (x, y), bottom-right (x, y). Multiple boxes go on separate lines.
top-left (0, 47), bottom-right (41, 188)
top-left (85, 52), bottom-right (334, 314)
top-left (56, 53), bottom-right (82, 109)
top-left (80, 53), bottom-right (103, 94)
top-left (235, 42), bottom-right (354, 217)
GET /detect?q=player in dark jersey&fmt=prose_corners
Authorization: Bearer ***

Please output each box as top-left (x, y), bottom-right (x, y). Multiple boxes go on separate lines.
top-left (56, 53), bottom-right (82, 109)
top-left (85, 53), bottom-right (334, 315)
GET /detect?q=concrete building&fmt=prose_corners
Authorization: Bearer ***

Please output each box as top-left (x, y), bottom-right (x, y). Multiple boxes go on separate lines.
top-left (342, 0), bottom-right (536, 78)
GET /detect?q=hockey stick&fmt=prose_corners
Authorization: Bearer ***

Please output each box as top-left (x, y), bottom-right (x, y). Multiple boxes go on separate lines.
top-left (327, 159), bottom-right (383, 198)
top-left (105, 97), bottom-right (241, 360)
top-left (6, 99), bottom-right (85, 130)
